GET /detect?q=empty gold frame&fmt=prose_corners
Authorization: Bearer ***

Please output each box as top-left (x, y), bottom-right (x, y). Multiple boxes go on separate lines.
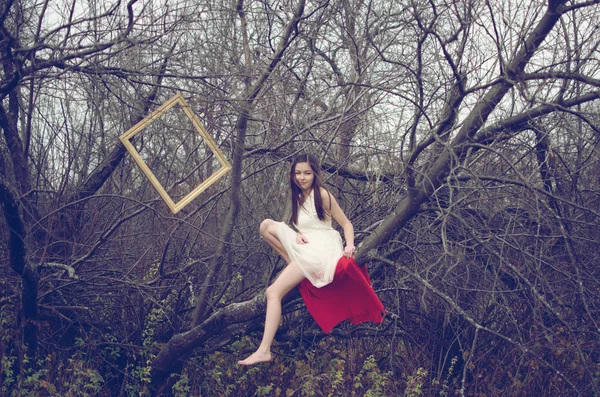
top-left (120, 93), bottom-right (231, 214)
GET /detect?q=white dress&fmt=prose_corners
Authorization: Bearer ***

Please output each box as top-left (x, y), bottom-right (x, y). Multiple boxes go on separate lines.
top-left (275, 190), bottom-right (344, 288)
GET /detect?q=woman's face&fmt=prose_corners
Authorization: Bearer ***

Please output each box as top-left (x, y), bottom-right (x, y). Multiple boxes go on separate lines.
top-left (294, 162), bottom-right (315, 192)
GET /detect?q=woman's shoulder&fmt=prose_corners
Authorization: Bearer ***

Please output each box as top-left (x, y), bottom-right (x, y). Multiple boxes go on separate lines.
top-left (319, 187), bottom-right (334, 209)
top-left (318, 187), bottom-right (331, 198)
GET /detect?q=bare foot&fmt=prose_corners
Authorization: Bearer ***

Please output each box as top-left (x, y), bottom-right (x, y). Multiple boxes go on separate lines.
top-left (237, 350), bottom-right (273, 366)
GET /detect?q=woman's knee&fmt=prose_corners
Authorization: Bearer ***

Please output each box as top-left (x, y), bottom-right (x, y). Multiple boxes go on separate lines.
top-left (260, 219), bottom-right (275, 236)
top-left (265, 285), bottom-right (282, 301)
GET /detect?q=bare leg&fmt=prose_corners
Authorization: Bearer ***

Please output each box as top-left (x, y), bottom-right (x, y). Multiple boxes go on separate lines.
top-left (260, 219), bottom-right (291, 263)
top-left (238, 262), bottom-right (305, 366)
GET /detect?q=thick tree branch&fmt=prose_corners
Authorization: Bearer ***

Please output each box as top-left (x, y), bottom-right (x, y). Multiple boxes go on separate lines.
top-left (152, 289), bottom-right (301, 385)
top-left (474, 90), bottom-right (600, 143)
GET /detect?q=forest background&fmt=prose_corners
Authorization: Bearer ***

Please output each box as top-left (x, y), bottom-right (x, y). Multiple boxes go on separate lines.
top-left (1, 0), bottom-right (600, 395)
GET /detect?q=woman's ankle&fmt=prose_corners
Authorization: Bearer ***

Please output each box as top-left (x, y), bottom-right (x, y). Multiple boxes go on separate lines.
top-left (256, 345), bottom-right (271, 354)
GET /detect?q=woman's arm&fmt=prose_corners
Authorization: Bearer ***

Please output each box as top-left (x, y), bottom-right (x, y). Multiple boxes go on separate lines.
top-left (321, 188), bottom-right (355, 257)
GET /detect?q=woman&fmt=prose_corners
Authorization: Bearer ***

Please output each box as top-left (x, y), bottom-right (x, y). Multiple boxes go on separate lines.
top-left (238, 153), bottom-right (355, 366)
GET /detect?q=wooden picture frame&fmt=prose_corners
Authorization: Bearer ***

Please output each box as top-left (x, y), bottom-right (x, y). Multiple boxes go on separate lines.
top-left (119, 93), bottom-right (232, 214)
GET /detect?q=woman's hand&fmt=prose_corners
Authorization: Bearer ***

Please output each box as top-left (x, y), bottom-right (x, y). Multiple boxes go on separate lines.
top-left (296, 233), bottom-right (309, 244)
top-left (343, 245), bottom-right (356, 257)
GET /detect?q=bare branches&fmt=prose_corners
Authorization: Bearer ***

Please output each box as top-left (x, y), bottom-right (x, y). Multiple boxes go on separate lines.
top-left (1, 0), bottom-right (600, 394)
top-left (67, 43), bottom-right (172, 205)
top-left (357, 1), bottom-right (578, 260)
top-left (373, 256), bottom-right (581, 394)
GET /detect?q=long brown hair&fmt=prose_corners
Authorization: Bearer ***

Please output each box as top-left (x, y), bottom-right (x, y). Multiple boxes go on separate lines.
top-left (290, 153), bottom-right (329, 225)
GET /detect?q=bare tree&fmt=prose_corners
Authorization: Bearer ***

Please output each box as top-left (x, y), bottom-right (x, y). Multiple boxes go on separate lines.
top-left (2, 0), bottom-right (600, 395)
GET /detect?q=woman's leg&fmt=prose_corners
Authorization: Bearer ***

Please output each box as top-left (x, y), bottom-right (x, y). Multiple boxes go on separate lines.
top-left (238, 262), bottom-right (305, 365)
top-left (260, 219), bottom-right (291, 263)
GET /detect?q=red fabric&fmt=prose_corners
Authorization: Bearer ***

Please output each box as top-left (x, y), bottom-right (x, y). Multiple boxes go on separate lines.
top-left (298, 256), bottom-right (385, 333)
